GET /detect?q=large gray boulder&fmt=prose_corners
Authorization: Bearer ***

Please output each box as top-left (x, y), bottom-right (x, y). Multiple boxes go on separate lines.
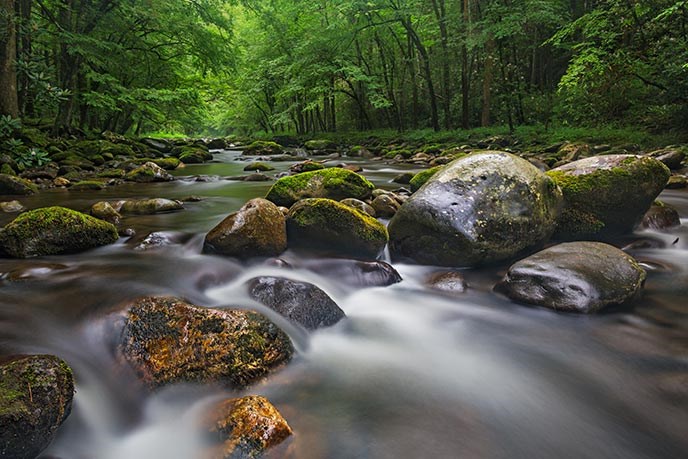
top-left (388, 151), bottom-right (563, 267)
top-left (203, 198), bottom-right (287, 258)
top-left (0, 355), bottom-right (74, 459)
top-left (495, 241), bottom-right (646, 313)
top-left (547, 155), bottom-right (670, 239)
top-left (0, 206), bottom-right (119, 258)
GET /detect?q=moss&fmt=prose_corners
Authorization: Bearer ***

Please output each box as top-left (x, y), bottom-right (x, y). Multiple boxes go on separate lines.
top-left (243, 141), bottom-right (284, 155)
top-left (384, 148), bottom-right (413, 159)
top-left (97, 168), bottom-right (125, 178)
top-left (70, 180), bottom-right (107, 191)
top-left (0, 173), bottom-right (38, 195)
top-left (265, 168), bottom-right (374, 207)
top-left (304, 139), bottom-right (337, 151)
top-left (300, 161), bottom-right (325, 172)
top-left (1, 163), bottom-right (17, 176)
top-left (409, 166), bottom-right (444, 192)
top-left (244, 162), bottom-right (274, 172)
top-left (151, 157), bottom-right (181, 170)
top-left (0, 206), bottom-right (119, 258)
top-left (287, 198), bottom-right (388, 258)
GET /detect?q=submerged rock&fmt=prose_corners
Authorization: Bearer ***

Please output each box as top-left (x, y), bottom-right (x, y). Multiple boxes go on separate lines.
top-left (0, 355), bottom-right (74, 459)
top-left (388, 152), bottom-right (562, 267)
top-left (203, 198), bottom-right (287, 258)
top-left (495, 241), bottom-right (646, 313)
top-left (0, 173), bottom-right (38, 195)
top-left (205, 395), bottom-right (292, 459)
top-left (247, 276), bottom-right (345, 330)
top-left (265, 168), bottom-right (375, 207)
top-left (298, 258), bottom-right (402, 287)
top-left (287, 198), bottom-right (388, 259)
top-left (547, 155), bottom-right (670, 239)
top-left (117, 296), bottom-right (293, 389)
top-left (0, 206), bottom-right (119, 258)
top-left (426, 271), bottom-right (467, 295)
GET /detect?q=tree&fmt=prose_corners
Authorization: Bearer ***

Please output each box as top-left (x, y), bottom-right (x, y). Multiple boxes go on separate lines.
top-left (0, 0), bottom-right (19, 117)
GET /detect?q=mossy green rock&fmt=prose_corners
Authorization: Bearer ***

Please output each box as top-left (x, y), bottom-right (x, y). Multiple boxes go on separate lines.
top-left (287, 198), bottom-right (388, 259)
top-left (388, 151), bottom-right (563, 267)
top-left (70, 180), bottom-right (106, 191)
top-left (0, 355), bottom-right (74, 459)
top-left (265, 168), bottom-right (374, 207)
top-left (547, 155), bottom-right (670, 240)
top-left (125, 161), bottom-right (174, 182)
top-left (118, 198), bottom-right (183, 215)
top-left (243, 141), bottom-right (284, 156)
top-left (243, 162), bottom-right (275, 172)
top-left (204, 198), bottom-right (286, 258)
top-left (409, 166), bottom-right (443, 192)
top-left (178, 148), bottom-right (212, 164)
top-left (0, 174), bottom-right (38, 195)
top-left (496, 241), bottom-right (646, 313)
top-left (304, 139), bottom-right (338, 152)
top-left (117, 296), bottom-right (293, 389)
top-left (0, 206), bottom-right (119, 258)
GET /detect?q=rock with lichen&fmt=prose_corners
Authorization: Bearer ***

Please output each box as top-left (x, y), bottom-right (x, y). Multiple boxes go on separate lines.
top-left (547, 155), bottom-right (670, 240)
top-left (117, 198), bottom-right (184, 215)
top-left (125, 161), bottom-right (174, 182)
top-left (242, 141), bottom-right (284, 156)
top-left (0, 206), bottom-right (119, 258)
top-left (265, 168), bottom-right (375, 207)
top-left (389, 151), bottom-right (563, 267)
top-left (204, 198), bottom-right (286, 258)
top-left (409, 166), bottom-right (443, 192)
top-left (91, 201), bottom-right (122, 225)
top-left (287, 198), bottom-right (388, 259)
top-left (495, 241), bottom-right (646, 313)
top-left (247, 276), bottom-right (345, 330)
top-left (116, 296), bottom-right (293, 389)
top-left (0, 355), bottom-right (74, 459)
top-left (204, 395), bottom-right (292, 459)
top-left (0, 173), bottom-right (38, 195)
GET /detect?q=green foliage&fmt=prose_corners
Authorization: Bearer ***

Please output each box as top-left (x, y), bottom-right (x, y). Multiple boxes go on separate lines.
top-left (0, 116), bottom-right (21, 139)
top-left (14, 148), bottom-right (51, 169)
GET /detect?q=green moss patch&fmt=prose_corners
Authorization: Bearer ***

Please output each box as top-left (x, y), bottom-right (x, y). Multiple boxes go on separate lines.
top-left (265, 168), bottom-right (374, 207)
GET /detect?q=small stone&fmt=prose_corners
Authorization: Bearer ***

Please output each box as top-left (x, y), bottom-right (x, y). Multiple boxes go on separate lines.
top-left (340, 198), bottom-right (376, 217)
top-left (638, 201), bottom-right (681, 231)
top-left (53, 177), bottom-right (70, 187)
top-left (243, 162), bottom-right (274, 172)
top-left (90, 201), bottom-right (122, 225)
top-left (125, 161), bottom-right (173, 182)
top-left (371, 194), bottom-right (401, 218)
top-left (0, 200), bottom-right (24, 213)
top-left (426, 271), bottom-right (467, 295)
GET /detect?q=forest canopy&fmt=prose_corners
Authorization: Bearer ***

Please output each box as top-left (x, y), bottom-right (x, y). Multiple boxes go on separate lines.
top-left (1, 0), bottom-right (687, 136)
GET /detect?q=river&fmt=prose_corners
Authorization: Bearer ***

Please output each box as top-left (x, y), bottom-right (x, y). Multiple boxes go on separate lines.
top-left (1, 150), bottom-right (686, 458)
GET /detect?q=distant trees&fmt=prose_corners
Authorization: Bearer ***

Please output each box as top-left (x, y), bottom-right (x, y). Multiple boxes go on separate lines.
top-left (0, 0), bottom-right (686, 135)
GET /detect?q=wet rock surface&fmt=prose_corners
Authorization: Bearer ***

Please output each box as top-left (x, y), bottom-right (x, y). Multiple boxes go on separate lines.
top-left (205, 395), bottom-right (292, 459)
top-left (297, 258), bottom-right (402, 287)
top-left (639, 201), bottom-right (681, 231)
top-left (547, 155), bottom-right (670, 239)
top-left (496, 241), bottom-right (646, 313)
top-left (0, 355), bottom-right (74, 459)
top-left (287, 198), bottom-right (388, 259)
top-left (203, 198), bottom-right (287, 258)
top-left (426, 271), bottom-right (468, 295)
top-left (247, 276), bottom-right (345, 330)
top-left (265, 168), bottom-right (375, 207)
top-left (389, 151), bottom-right (562, 267)
top-left (117, 296), bottom-right (294, 389)
top-left (0, 206), bottom-right (119, 258)
top-left (0, 174), bottom-right (38, 195)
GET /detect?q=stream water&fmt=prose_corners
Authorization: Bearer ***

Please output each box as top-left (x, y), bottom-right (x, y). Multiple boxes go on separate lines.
top-left (0, 151), bottom-right (686, 459)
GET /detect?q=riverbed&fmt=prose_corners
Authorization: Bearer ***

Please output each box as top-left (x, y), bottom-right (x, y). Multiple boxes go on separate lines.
top-left (1, 150), bottom-right (686, 458)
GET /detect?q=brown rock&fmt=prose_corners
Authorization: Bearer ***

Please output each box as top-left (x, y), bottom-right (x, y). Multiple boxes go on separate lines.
top-left (203, 198), bottom-right (287, 258)
top-left (426, 271), bottom-right (468, 295)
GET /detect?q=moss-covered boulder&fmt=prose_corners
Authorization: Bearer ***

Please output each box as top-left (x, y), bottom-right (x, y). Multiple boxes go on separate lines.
top-left (70, 180), bottom-right (107, 191)
top-left (243, 162), bottom-right (275, 172)
top-left (140, 138), bottom-right (173, 154)
top-left (205, 395), bottom-right (292, 459)
top-left (148, 157), bottom-right (181, 170)
top-left (409, 166), bottom-right (443, 192)
top-left (116, 296), bottom-right (293, 389)
top-left (304, 139), bottom-right (338, 152)
top-left (204, 198), bottom-right (286, 258)
top-left (495, 241), bottom-right (646, 313)
top-left (287, 198), bottom-right (388, 259)
top-left (0, 355), bottom-right (74, 459)
top-left (0, 206), bottom-right (119, 258)
top-left (242, 141), bottom-right (284, 156)
top-left (0, 174), bottom-right (38, 195)
top-left (290, 160), bottom-right (324, 173)
top-left (125, 161), bottom-right (174, 182)
top-left (118, 198), bottom-right (184, 215)
top-left (178, 148), bottom-right (213, 164)
top-left (547, 155), bottom-right (670, 240)
top-left (265, 168), bottom-right (374, 207)
top-left (247, 276), bottom-right (345, 330)
top-left (91, 201), bottom-right (122, 225)
top-left (388, 152), bottom-right (563, 267)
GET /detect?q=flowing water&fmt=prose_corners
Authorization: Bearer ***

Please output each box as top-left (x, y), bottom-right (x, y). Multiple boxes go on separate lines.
top-left (1, 151), bottom-right (686, 459)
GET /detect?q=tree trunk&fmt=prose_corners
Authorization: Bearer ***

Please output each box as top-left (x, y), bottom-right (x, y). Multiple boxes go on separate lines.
top-left (431, 0), bottom-right (452, 129)
top-left (461, 0), bottom-right (470, 129)
top-left (0, 0), bottom-right (19, 118)
top-left (17, 0), bottom-right (32, 116)
top-left (403, 18), bottom-right (439, 131)
top-left (481, 39), bottom-right (495, 127)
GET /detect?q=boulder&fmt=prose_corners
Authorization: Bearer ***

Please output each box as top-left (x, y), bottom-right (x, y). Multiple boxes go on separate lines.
top-left (0, 206), bottom-right (119, 258)
top-left (371, 194), bottom-right (400, 218)
top-left (547, 155), bottom-right (671, 239)
top-left (388, 152), bottom-right (562, 267)
top-left (242, 141), bottom-right (284, 156)
top-left (304, 139), bottom-right (338, 152)
top-left (140, 138), bottom-right (172, 154)
top-left (666, 175), bottom-right (687, 189)
top-left (203, 198), bottom-right (287, 258)
top-left (118, 198), bottom-right (184, 215)
top-left (205, 395), bottom-right (292, 459)
top-left (0, 355), bottom-right (74, 459)
top-left (495, 241), bottom-right (646, 313)
top-left (426, 271), bottom-right (467, 295)
top-left (70, 180), bottom-right (106, 191)
top-left (243, 162), bottom-right (275, 172)
top-left (648, 148), bottom-right (685, 170)
top-left (287, 198), bottom-right (388, 259)
top-left (117, 296), bottom-right (293, 389)
top-left (247, 276), bottom-right (345, 330)
top-left (125, 161), bottom-right (174, 182)
top-left (298, 259), bottom-right (402, 287)
top-left (178, 148), bottom-right (213, 164)
top-left (340, 198), bottom-right (376, 217)
top-left (0, 200), bottom-right (24, 213)
top-left (638, 201), bottom-right (681, 231)
top-left (91, 201), bottom-right (122, 225)
top-left (409, 166), bottom-right (443, 192)
top-left (207, 138), bottom-right (228, 150)
top-left (290, 160), bottom-right (324, 173)
top-left (265, 168), bottom-right (374, 207)
top-left (0, 174), bottom-right (38, 195)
